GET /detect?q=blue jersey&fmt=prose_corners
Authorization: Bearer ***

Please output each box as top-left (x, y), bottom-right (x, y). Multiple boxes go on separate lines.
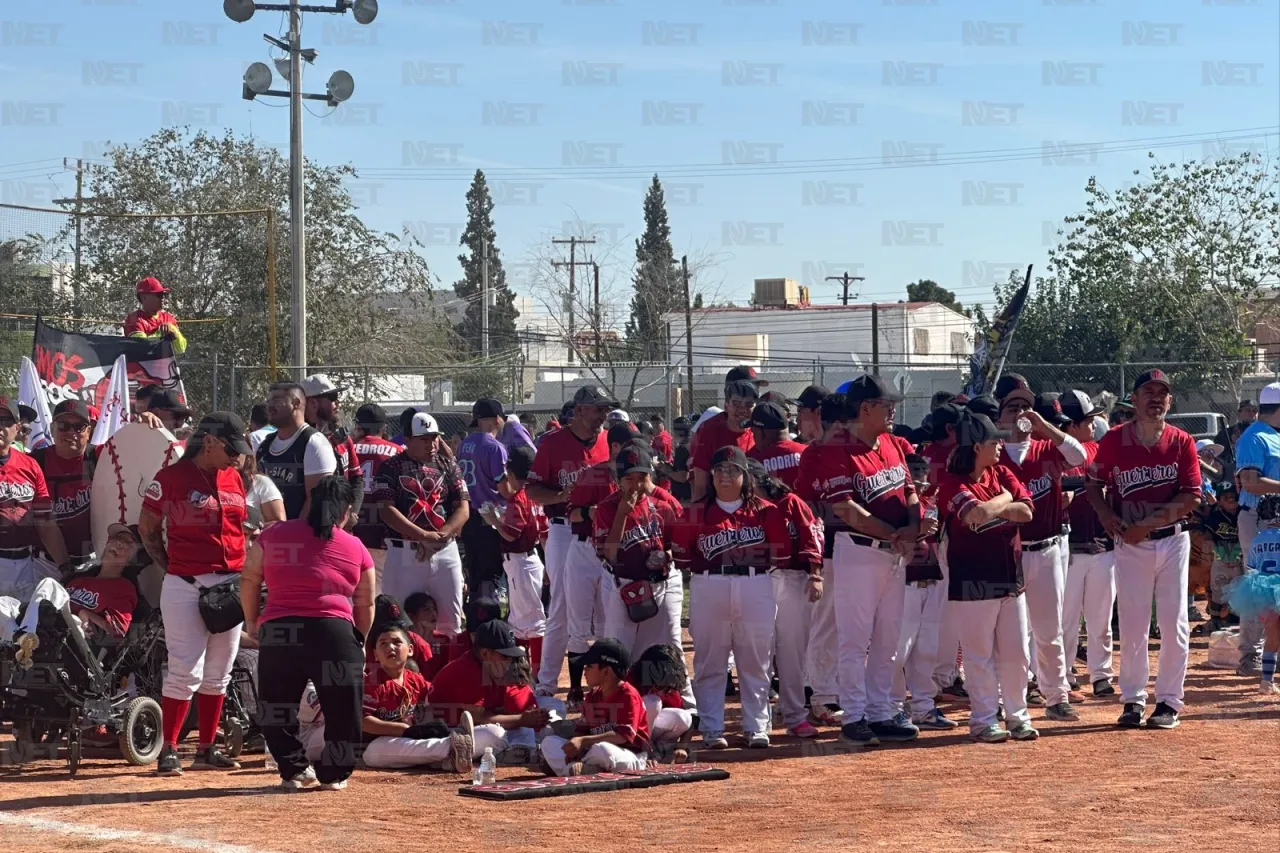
top-left (1234, 420), bottom-right (1280, 510)
top-left (1246, 526), bottom-right (1280, 574)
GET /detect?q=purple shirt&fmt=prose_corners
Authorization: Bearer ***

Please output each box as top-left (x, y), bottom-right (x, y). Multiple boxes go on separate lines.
top-left (459, 431), bottom-right (507, 507)
top-left (501, 419), bottom-right (535, 452)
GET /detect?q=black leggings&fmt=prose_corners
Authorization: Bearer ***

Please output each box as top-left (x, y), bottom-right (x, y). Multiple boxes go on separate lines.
top-left (257, 616), bottom-right (365, 784)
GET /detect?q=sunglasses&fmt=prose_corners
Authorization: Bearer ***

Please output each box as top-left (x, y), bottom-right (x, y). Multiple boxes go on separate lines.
top-left (56, 420), bottom-right (91, 433)
top-left (213, 437), bottom-right (243, 459)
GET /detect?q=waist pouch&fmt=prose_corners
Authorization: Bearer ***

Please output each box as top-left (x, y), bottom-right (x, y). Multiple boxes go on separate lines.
top-left (619, 578), bottom-right (661, 624)
top-left (182, 575), bottom-right (244, 634)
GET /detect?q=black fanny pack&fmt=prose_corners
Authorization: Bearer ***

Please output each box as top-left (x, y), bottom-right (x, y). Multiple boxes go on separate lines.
top-left (181, 574), bottom-right (244, 634)
top-left (619, 578), bottom-right (661, 623)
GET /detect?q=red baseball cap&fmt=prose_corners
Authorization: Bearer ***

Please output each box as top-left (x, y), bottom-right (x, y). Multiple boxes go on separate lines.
top-left (136, 276), bottom-right (169, 295)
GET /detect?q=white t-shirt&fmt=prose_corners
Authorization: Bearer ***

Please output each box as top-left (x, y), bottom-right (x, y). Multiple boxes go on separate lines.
top-left (249, 426), bottom-right (276, 452)
top-left (263, 428), bottom-right (337, 477)
top-left (247, 473), bottom-right (283, 511)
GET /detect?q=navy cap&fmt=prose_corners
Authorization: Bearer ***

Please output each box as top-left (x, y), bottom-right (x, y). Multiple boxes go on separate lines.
top-left (795, 385), bottom-right (830, 410)
top-left (955, 412), bottom-right (1011, 447)
top-left (749, 401), bottom-right (788, 430)
top-left (844, 374), bottom-right (904, 405)
top-left (710, 445), bottom-right (749, 471)
top-left (966, 395), bottom-right (1000, 420)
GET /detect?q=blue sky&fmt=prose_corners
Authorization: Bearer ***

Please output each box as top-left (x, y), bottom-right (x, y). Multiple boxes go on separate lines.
top-left (2, 0), bottom-right (1277, 321)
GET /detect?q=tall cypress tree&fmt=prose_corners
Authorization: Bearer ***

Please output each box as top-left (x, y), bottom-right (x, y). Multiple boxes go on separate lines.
top-left (626, 175), bottom-right (680, 361)
top-left (454, 169), bottom-right (519, 356)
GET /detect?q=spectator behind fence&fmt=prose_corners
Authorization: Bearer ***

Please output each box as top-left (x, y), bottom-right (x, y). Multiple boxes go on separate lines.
top-left (124, 276), bottom-right (187, 355)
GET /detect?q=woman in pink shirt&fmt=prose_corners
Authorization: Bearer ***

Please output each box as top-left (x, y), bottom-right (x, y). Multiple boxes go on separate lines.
top-left (240, 476), bottom-right (375, 790)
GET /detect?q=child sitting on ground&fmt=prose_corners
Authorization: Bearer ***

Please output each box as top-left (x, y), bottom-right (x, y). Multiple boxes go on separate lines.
top-left (364, 595), bottom-right (432, 684)
top-left (540, 637), bottom-right (651, 777)
top-left (627, 643), bottom-right (694, 762)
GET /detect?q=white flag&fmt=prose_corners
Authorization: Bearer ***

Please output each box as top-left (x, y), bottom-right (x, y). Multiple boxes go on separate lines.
top-left (90, 355), bottom-right (131, 446)
top-left (17, 357), bottom-right (53, 451)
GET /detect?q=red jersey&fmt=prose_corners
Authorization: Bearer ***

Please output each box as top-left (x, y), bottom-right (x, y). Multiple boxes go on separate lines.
top-left (651, 430), bottom-right (674, 463)
top-left (796, 440), bottom-right (855, 558)
top-left (0, 450), bottom-right (51, 551)
top-left (353, 436), bottom-right (402, 494)
top-left (749, 438), bottom-right (806, 490)
top-left (575, 680), bottom-right (650, 752)
top-left (671, 498), bottom-right (789, 574)
top-left (847, 433), bottom-right (916, 529)
top-left (365, 630), bottom-right (433, 685)
top-left (999, 440), bottom-right (1074, 543)
top-left (529, 427), bottom-right (609, 520)
top-left (327, 431), bottom-right (362, 488)
top-left (34, 447), bottom-right (96, 560)
top-left (936, 465), bottom-right (1033, 601)
top-left (421, 629), bottom-right (470, 681)
top-left (1065, 441), bottom-right (1107, 546)
top-left (593, 488), bottom-right (682, 581)
top-left (427, 651), bottom-right (538, 727)
top-left (775, 491), bottom-right (823, 572)
top-left (1089, 422), bottom-right (1200, 526)
top-left (67, 575), bottom-right (137, 637)
top-left (123, 309), bottom-right (179, 338)
top-left (500, 487), bottom-right (543, 554)
top-left (362, 669), bottom-right (429, 723)
top-left (567, 460), bottom-right (617, 539)
top-left (689, 412), bottom-right (754, 472)
top-left (919, 440), bottom-right (954, 498)
top-left (141, 458), bottom-right (247, 576)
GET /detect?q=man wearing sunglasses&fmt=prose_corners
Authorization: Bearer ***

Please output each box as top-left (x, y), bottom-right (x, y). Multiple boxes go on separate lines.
top-left (29, 400), bottom-right (100, 580)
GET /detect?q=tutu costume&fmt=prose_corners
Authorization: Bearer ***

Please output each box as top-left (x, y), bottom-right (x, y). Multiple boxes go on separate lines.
top-left (1226, 526), bottom-right (1280, 622)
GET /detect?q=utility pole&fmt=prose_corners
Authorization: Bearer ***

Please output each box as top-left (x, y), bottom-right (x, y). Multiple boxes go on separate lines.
top-left (592, 260), bottom-right (601, 364)
top-left (826, 271), bottom-right (865, 306)
top-left (682, 255), bottom-right (693, 414)
top-left (481, 236), bottom-right (490, 359)
top-left (871, 303), bottom-right (880, 370)
top-left (53, 158), bottom-right (86, 316)
top-left (552, 236), bottom-right (595, 365)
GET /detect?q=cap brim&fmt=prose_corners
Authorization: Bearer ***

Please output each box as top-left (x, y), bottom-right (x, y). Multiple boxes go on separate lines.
top-left (619, 465), bottom-right (654, 477)
top-left (226, 436), bottom-right (252, 456)
top-left (106, 522), bottom-right (139, 542)
top-left (494, 646), bottom-right (527, 658)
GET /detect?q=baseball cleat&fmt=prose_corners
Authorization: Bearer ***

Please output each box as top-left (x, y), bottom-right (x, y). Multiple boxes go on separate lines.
top-left (970, 725), bottom-right (1008, 744)
top-left (913, 709), bottom-right (959, 730)
top-left (808, 704), bottom-right (844, 726)
top-left (1093, 679), bottom-right (1117, 698)
top-left (1008, 722), bottom-right (1040, 741)
top-left (191, 747), bottom-right (240, 771)
top-left (1116, 702), bottom-right (1144, 728)
top-left (787, 721), bottom-right (820, 739)
top-left (838, 719), bottom-right (880, 747)
top-left (1045, 702), bottom-right (1080, 722)
top-left (1145, 703), bottom-right (1179, 730)
top-left (155, 746), bottom-right (183, 776)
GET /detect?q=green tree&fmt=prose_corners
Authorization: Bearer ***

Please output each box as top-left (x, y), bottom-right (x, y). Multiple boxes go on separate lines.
top-left (906, 279), bottom-right (965, 315)
top-left (66, 128), bottom-right (451, 411)
top-left (453, 170), bottom-right (519, 358)
top-left (625, 175), bottom-right (680, 361)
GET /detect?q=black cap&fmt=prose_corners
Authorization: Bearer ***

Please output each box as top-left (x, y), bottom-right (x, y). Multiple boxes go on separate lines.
top-left (473, 620), bottom-right (526, 658)
top-left (354, 403), bottom-right (387, 428)
top-left (17, 404), bottom-right (36, 424)
top-left (606, 422), bottom-right (636, 448)
top-left (931, 402), bottom-right (963, 441)
top-left (966, 394), bottom-right (1000, 420)
top-left (795, 385), bottom-right (830, 411)
top-left (560, 401), bottom-right (575, 422)
top-left (844, 374), bottom-right (904, 405)
top-left (149, 388), bottom-right (192, 419)
top-left (195, 411), bottom-right (252, 456)
top-left (1240, 399), bottom-right (1256, 411)
top-left (1059, 389), bottom-right (1104, 424)
top-left (955, 412), bottom-right (1012, 447)
top-left (0, 397), bottom-right (19, 423)
top-left (820, 392), bottom-right (851, 424)
top-left (615, 443), bottom-right (654, 480)
top-left (465, 596), bottom-right (502, 627)
top-left (373, 594), bottom-right (412, 632)
top-left (472, 397), bottom-right (505, 420)
top-left (52, 399), bottom-right (92, 422)
top-left (725, 365), bottom-right (766, 387)
top-left (724, 380), bottom-right (760, 402)
top-left (710, 445), bottom-right (749, 471)
top-left (1033, 392), bottom-right (1071, 428)
top-left (507, 444), bottom-right (535, 480)
top-left (578, 637), bottom-right (631, 674)
top-left (573, 386), bottom-right (618, 408)
top-left (994, 373), bottom-right (1032, 402)
top-left (673, 416), bottom-right (692, 429)
top-left (1133, 368), bottom-right (1171, 393)
top-left (749, 401), bottom-right (788, 430)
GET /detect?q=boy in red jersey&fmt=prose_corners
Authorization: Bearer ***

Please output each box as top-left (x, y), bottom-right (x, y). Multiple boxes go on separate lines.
top-left (747, 400), bottom-right (806, 489)
top-left (485, 445), bottom-right (547, 677)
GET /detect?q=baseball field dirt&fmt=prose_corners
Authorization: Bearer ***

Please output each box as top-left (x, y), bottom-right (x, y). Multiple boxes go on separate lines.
top-left (1, 631), bottom-right (1277, 853)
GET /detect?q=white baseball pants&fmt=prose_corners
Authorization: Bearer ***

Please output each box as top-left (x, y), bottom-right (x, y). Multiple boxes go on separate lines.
top-left (502, 551), bottom-right (546, 640)
top-left (160, 573), bottom-right (242, 700)
top-left (1115, 532), bottom-right (1190, 711)
top-left (804, 557), bottom-right (840, 707)
top-left (537, 522), bottom-right (574, 694)
top-left (689, 572), bottom-right (776, 736)
top-left (1236, 510), bottom-right (1265, 663)
top-left (361, 724), bottom-right (505, 769)
top-left (601, 572), bottom-right (695, 711)
top-left (953, 593), bottom-right (1031, 732)
top-left (642, 694), bottom-right (694, 743)
top-left (892, 580), bottom-right (946, 718)
top-left (772, 570), bottom-right (815, 728)
top-left (540, 735), bottom-right (646, 775)
top-left (0, 556), bottom-right (35, 600)
top-left (1063, 550), bottom-right (1116, 684)
top-left (832, 534), bottom-right (905, 723)
top-left (565, 537), bottom-right (606, 655)
top-left (380, 541), bottom-right (464, 637)
top-left (932, 543), bottom-right (962, 690)
top-left (1021, 540), bottom-right (1071, 705)
top-left (369, 548), bottom-right (386, 596)
top-left (13, 577), bottom-right (71, 637)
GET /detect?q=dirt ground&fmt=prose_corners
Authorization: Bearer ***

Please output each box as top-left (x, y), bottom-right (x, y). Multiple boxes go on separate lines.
top-left (1, 629), bottom-right (1278, 853)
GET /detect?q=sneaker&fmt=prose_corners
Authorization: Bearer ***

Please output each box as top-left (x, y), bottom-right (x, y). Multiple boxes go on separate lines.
top-left (1237, 658), bottom-right (1262, 676)
top-left (1025, 683), bottom-right (1046, 706)
top-left (787, 721), bottom-right (820, 739)
top-left (1117, 702), bottom-right (1144, 728)
top-left (1259, 681), bottom-right (1280, 696)
top-left (446, 710), bottom-right (475, 774)
top-left (1093, 679), bottom-right (1116, 698)
top-left (868, 716), bottom-right (919, 743)
top-left (565, 761), bottom-right (586, 777)
top-left (279, 767), bottom-right (319, 791)
top-left (1146, 702), bottom-right (1179, 730)
top-left (1044, 702), bottom-right (1080, 722)
top-left (938, 681), bottom-right (969, 703)
top-left (808, 704), bottom-right (843, 727)
top-left (317, 780), bottom-right (347, 791)
top-left (1067, 689), bottom-right (1087, 704)
top-left (912, 709), bottom-right (958, 730)
top-left (971, 725), bottom-right (1008, 744)
top-left (1008, 722), bottom-right (1040, 741)
top-left (745, 732), bottom-right (770, 749)
top-left (498, 744), bottom-right (535, 766)
top-left (838, 718), bottom-right (881, 747)
top-left (155, 745), bottom-right (183, 776)
top-left (702, 732), bottom-right (729, 750)
top-left (1189, 606), bottom-right (1206, 623)
top-left (191, 747), bottom-right (240, 771)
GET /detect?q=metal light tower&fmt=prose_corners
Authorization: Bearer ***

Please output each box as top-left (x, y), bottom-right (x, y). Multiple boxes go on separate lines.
top-left (225, 0), bottom-right (377, 379)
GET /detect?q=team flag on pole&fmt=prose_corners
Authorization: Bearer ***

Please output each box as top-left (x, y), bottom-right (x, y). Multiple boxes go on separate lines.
top-left (90, 355), bottom-right (132, 447)
top-left (965, 265), bottom-right (1032, 398)
top-left (17, 356), bottom-right (53, 451)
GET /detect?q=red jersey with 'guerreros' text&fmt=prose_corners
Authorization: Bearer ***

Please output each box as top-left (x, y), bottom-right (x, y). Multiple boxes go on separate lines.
top-left (529, 427), bottom-right (609, 520)
top-left (999, 439), bottom-right (1072, 543)
top-left (847, 433), bottom-right (916, 530)
top-left (1088, 422), bottom-right (1200, 526)
top-left (672, 498), bottom-right (789, 574)
top-left (593, 488), bottom-right (682, 580)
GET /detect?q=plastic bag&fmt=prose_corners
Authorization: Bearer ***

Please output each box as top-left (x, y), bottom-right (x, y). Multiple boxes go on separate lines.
top-left (1206, 627), bottom-right (1240, 669)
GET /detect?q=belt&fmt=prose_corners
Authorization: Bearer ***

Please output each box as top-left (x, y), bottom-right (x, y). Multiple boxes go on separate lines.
top-left (1147, 524), bottom-right (1183, 541)
top-left (698, 565), bottom-right (768, 577)
top-left (911, 579), bottom-right (937, 589)
top-left (0, 547), bottom-right (31, 560)
top-left (549, 518), bottom-right (569, 526)
top-left (386, 538), bottom-right (453, 549)
top-left (847, 533), bottom-right (896, 552)
top-left (1023, 534), bottom-right (1061, 553)
top-left (575, 533), bottom-right (590, 542)
top-left (504, 549), bottom-right (538, 558)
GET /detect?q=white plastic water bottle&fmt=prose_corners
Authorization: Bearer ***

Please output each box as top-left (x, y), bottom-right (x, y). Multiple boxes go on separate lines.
top-left (474, 747), bottom-right (497, 785)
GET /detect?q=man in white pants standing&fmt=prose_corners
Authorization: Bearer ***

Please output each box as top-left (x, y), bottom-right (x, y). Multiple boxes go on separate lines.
top-left (526, 386), bottom-right (613, 698)
top-left (1086, 369), bottom-right (1201, 730)
top-left (1231, 382), bottom-right (1280, 675)
top-left (992, 376), bottom-right (1087, 721)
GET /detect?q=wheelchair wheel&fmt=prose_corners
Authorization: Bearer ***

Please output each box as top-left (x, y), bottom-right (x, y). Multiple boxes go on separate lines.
top-left (67, 734), bottom-right (81, 777)
top-left (225, 719), bottom-right (245, 758)
top-left (118, 696), bottom-right (163, 766)
top-left (11, 721), bottom-right (35, 764)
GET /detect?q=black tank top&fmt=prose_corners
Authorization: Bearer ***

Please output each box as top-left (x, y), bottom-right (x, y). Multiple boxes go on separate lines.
top-left (257, 426), bottom-right (317, 520)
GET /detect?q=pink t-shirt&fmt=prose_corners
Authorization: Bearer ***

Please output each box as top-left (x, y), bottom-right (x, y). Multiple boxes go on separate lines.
top-left (258, 519), bottom-right (373, 624)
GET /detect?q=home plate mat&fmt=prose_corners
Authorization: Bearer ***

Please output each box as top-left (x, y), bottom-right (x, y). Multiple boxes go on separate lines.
top-left (459, 764), bottom-right (730, 801)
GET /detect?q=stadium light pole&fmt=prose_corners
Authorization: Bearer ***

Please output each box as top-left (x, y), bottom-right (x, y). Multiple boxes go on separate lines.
top-left (225, 0), bottom-right (376, 379)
